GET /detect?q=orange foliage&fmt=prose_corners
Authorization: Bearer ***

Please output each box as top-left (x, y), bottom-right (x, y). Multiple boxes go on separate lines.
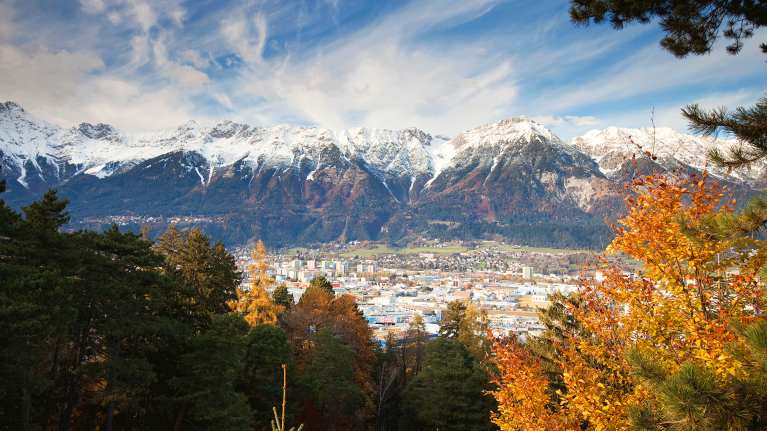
top-left (489, 171), bottom-right (767, 431)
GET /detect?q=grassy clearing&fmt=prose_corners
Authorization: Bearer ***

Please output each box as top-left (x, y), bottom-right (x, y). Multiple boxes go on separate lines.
top-left (502, 246), bottom-right (592, 254)
top-left (397, 246), bottom-right (468, 254)
top-left (428, 220), bottom-right (456, 226)
top-left (285, 247), bottom-right (308, 256)
top-left (339, 244), bottom-right (399, 258)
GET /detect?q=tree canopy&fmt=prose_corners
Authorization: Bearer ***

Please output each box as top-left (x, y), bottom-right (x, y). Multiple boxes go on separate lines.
top-left (569, 0), bottom-right (767, 58)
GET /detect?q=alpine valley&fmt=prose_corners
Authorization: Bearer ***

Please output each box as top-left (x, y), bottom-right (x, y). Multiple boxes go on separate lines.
top-left (1, 101), bottom-right (762, 249)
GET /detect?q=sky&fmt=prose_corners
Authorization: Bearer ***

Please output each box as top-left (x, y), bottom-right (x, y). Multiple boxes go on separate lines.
top-left (0, 0), bottom-right (765, 140)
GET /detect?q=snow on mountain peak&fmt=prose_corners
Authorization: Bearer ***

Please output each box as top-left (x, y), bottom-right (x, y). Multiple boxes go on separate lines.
top-left (570, 126), bottom-right (763, 182)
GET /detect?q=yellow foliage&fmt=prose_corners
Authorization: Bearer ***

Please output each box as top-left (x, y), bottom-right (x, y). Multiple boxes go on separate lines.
top-left (489, 171), bottom-right (767, 430)
top-left (229, 239), bottom-right (284, 326)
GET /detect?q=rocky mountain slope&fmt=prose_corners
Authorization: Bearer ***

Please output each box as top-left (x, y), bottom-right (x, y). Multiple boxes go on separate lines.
top-left (0, 101), bottom-right (757, 248)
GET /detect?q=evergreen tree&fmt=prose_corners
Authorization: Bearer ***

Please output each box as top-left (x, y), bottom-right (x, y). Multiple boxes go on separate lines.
top-left (304, 328), bottom-right (364, 428)
top-left (272, 284), bottom-right (294, 310)
top-left (238, 324), bottom-right (300, 430)
top-left (155, 227), bottom-right (240, 330)
top-left (171, 313), bottom-right (253, 431)
top-left (400, 337), bottom-right (498, 431)
top-left (627, 320), bottom-right (767, 430)
top-left (74, 227), bottom-right (173, 431)
top-left (526, 292), bottom-right (589, 405)
top-left (439, 300), bottom-right (468, 338)
top-left (307, 276), bottom-right (334, 295)
top-left (0, 190), bottom-right (74, 430)
top-left (569, 0), bottom-right (767, 58)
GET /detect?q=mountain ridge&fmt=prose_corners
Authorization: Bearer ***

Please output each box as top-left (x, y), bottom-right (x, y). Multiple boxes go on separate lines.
top-left (1, 101), bottom-right (760, 248)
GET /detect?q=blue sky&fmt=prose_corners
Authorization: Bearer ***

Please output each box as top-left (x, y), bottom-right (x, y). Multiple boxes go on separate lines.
top-left (1, 0), bottom-right (765, 140)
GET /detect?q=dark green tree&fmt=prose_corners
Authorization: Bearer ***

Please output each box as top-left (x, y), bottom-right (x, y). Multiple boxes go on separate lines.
top-left (526, 292), bottom-right (589, 405)
top-left (272, 284), bottom-right (294, 310)
top-left (155, 227), bottom-right (240, 330)
top-left (569, 0), bottom-right (767, 58)
top-left (238, 324), bottom-right (299, 430)
top-left (307, 276), bottom-right (334, 295)
top-left (439, 300), bottom-right (468, 338)
top-left (0, 190), bottom-right (74, 430)
top-left (399, 337), bottom-right (498, 431)
top-left (171, 313), bottom-right (253, 431)
top-left (73, 226), bottom-right (174, 431)
top-left (304, 327), bottom-right (364, 427)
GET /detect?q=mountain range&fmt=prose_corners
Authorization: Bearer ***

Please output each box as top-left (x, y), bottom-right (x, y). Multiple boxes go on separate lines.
top-left (0, 101), bottom-right (759, 249)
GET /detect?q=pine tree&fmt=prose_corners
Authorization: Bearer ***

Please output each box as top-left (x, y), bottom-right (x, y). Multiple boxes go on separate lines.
top-left (304, 328), bottom-right (364, 424)
top-left (171, 313), bottom-right (253, 431)
top-left (569, 0), bottom-right (767, 58)
top-left (439, 300), bottom-right (468, 339)
top-left (307, 276), bottom-right (334, 295)
top-left (400, 337), bottom-right (498, 431)
top-left (272, 284), bottom-right (294, 310)
top-left (238, 324), bottom-right (299, 430)
top-left (627, 321), bottom-right (767, 430)
top-left (155, 226), bottom-right (240, 330)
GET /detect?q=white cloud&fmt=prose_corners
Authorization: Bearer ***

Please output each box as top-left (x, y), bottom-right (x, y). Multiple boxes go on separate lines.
top-left (531, 115), bottom-right (566, 127)
top-left (212, 92), bottom-right (235, 110)
top-left (220, 12), bottom-right (268, 65)
top-left (565, 115), bottom-right (600, 126)
top-left (0, 44), bottom-right (198, 132)
top-left (179, 49), bottom-right (209, 69)
top-left (129, 34), bottom-right (150, 66)
top-left (79, 0), bottom-right (106, 15)
top-left (130, 1), bottom-right (156, 32)
top-left (217, 0), bottom-right (518, 135)
top-left (153, 38), bottom-right (210, 89)
top-left (531, 115), bottom-right (600, 128)
top-left (0, 45), bottom-right (106, 103)
top-left (107, 11), bottom-right (122, 25)
top-left (170, 7), bottom-right (186, 27)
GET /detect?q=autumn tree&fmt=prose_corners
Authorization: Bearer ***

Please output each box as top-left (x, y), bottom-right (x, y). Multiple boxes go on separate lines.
top-left (280, 289), bottom-right (377, 428)
top-left (439, 300), bottom-right (490, 360)
top-left (488, 171), bottom-right (767, 430)
top-left (231, 240), bottom-right (284, 326)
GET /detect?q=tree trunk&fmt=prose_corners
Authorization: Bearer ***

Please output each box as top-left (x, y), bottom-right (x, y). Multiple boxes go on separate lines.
top-left (41, 338), bottom-right (61, 431)
top-left (21, 389), bottom-right (30, 431)
top-left (105, 338), bottom-right (122, 431)
top-left (172, 402), bottom-right (189, 431)
top-left (60, 321), bottom-right (91, 431)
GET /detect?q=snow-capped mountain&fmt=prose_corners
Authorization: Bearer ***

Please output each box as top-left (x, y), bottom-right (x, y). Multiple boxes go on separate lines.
top-left (569, 126), bottom-right (764, 184)
top-left (0, 101), bottom-right (757, 248)
top-left (0, 101), bottom-right (447, 200)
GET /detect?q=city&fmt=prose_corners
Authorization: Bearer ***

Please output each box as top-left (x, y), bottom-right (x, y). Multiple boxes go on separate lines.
top-left (230, 241), bottom-right (605, 344)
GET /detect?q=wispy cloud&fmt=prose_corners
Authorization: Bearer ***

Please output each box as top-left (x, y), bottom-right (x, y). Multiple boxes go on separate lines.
top-left (0, 0), bottom-right (764, 139)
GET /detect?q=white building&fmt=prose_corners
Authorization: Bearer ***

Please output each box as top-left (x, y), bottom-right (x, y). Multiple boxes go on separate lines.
top-left (522, 267), bottom-right (534, 279)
